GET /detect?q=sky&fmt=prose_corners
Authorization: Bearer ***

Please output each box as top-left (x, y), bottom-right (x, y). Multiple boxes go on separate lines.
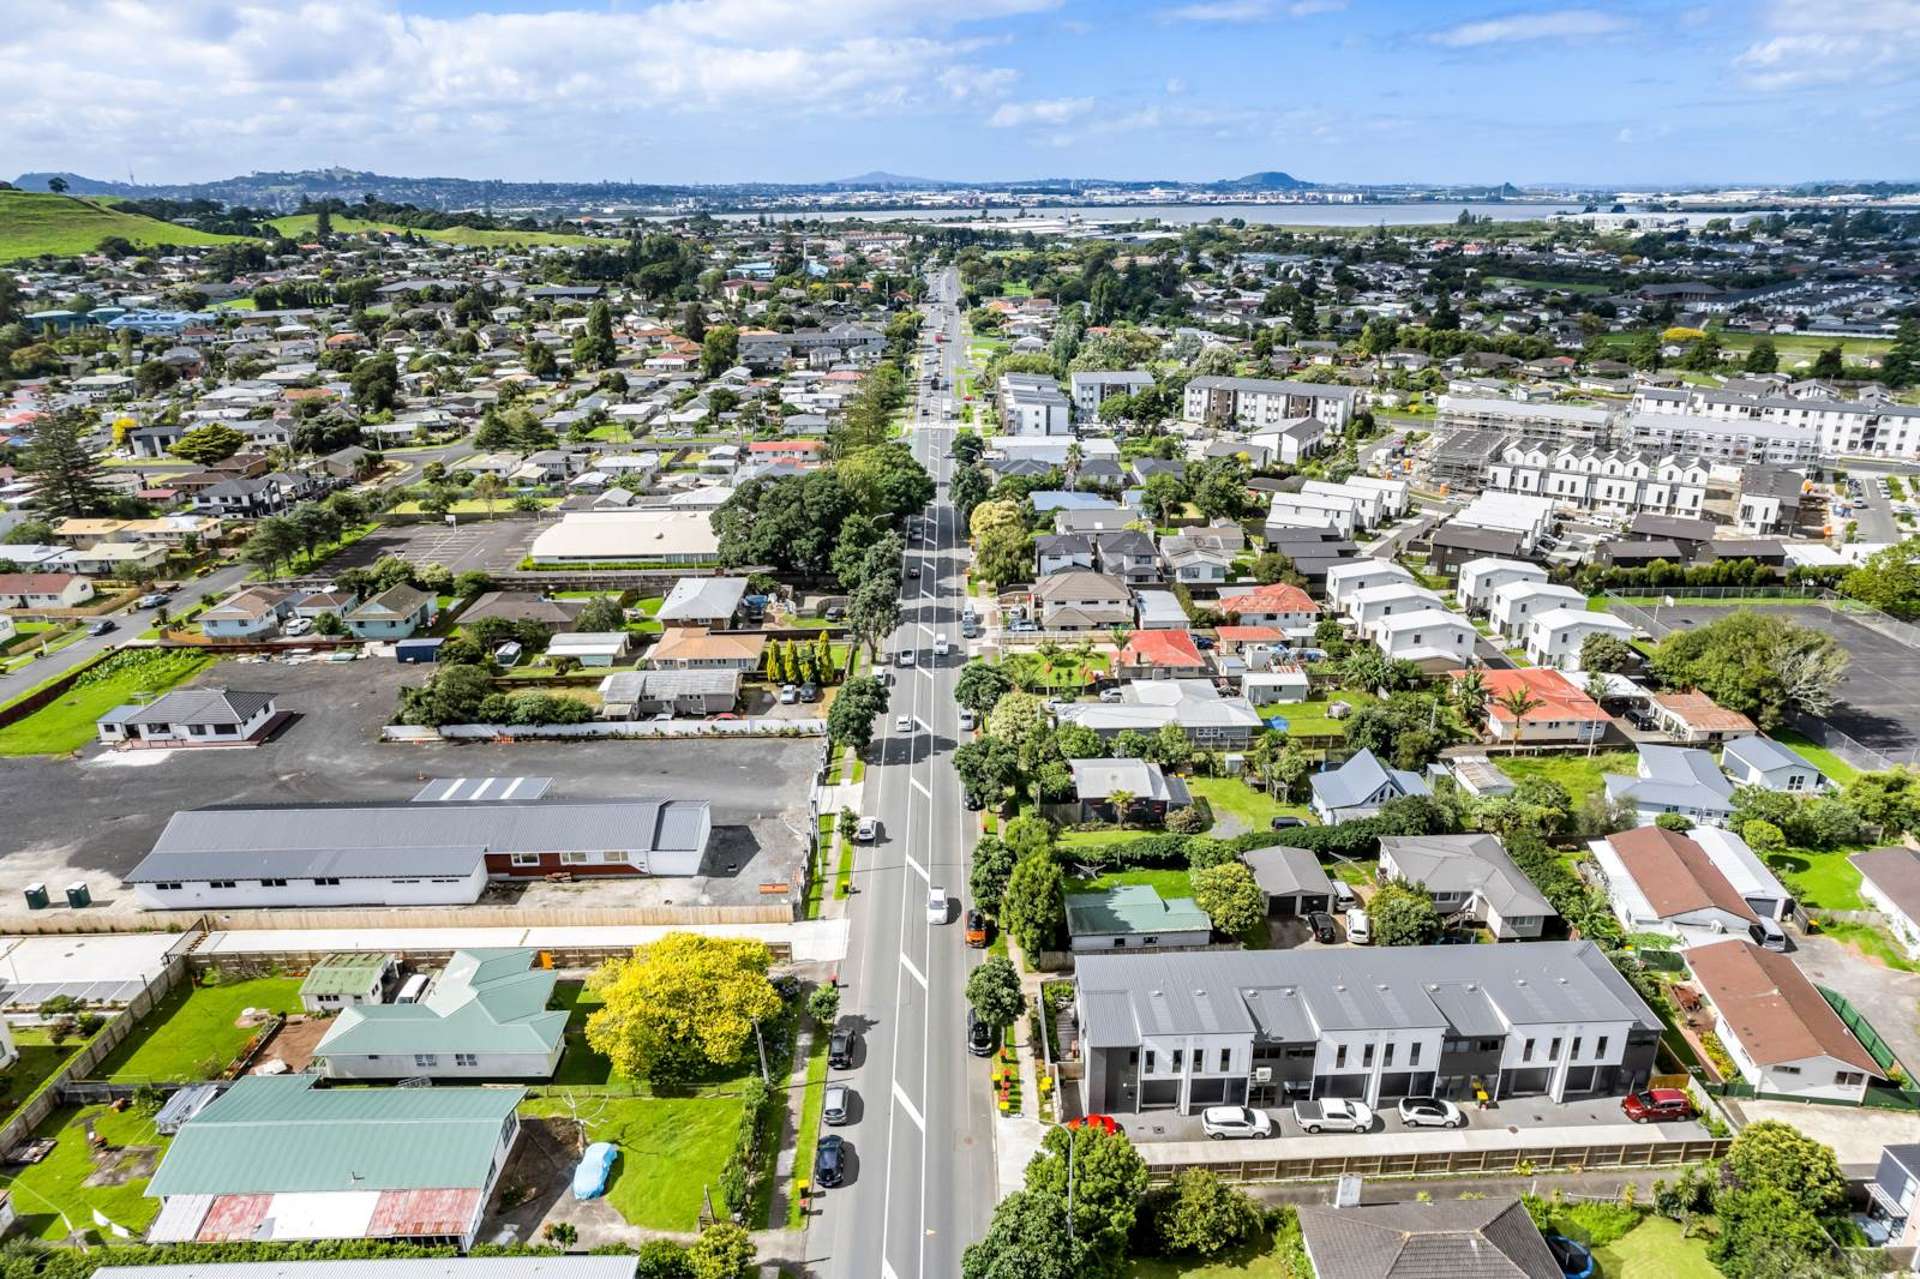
top-left (4, 0), bottom-right (1919, 188)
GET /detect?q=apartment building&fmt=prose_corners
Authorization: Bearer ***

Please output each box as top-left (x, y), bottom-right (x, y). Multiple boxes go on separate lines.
top-left (1457, 557), bottom-right (1546, 615)
top-left (1265, 489), bottom-right (1358, 538)
top-left (1436, 396), bottom-right (1612, 444)
top-left (1631, 386), bottom-right (1920, 461)
top-left (1185, 376), bottom-right (1359, 432)
top-left (1074, 943), bottom-right (1660, 1113)
top-left (1068, 370), bottom-right (1153, 421)
top-left (998, 372), bottom-right (1072, 436)
top-left (1484, 441), bottom-right (1709, 518)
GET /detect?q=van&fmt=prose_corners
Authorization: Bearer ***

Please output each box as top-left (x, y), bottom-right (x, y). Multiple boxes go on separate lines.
top-left (1748, 917), bottom-right (1791, 953)
top-left (396, 973), bottom-right (430, 1004)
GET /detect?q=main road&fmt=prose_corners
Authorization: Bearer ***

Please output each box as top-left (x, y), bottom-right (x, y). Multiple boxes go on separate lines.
top-left (814, 265), bottom-right (998, 1278)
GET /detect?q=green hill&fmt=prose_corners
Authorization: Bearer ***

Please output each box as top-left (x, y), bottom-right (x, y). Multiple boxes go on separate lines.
top-left (266, 213), bottom-right (602, 249)
top-left (0, 190), bottom-right (254, 261)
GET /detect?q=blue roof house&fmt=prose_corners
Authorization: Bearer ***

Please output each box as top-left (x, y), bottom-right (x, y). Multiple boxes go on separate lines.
top-left (1722, 735), bottom-right (1828, 794)
top-left (1604, 744), bottom-right (1735, 827)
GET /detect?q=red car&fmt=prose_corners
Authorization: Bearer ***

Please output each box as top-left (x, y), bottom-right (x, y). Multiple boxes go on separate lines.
top-left (1066, 1114), bottom-right (1119, 1134)
top-left (1622, 1088), bottom-right (1695, 1123)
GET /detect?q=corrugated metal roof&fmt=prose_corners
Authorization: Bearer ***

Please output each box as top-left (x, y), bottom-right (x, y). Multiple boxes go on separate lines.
top-left (147, 1076), bottom-right (524, 1198)
top-left (316, 949), bottom-right (565, 1058)
top-left (126, 845), bottom-right (486, 884)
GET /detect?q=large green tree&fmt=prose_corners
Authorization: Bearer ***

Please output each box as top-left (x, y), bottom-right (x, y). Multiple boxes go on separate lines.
top-left (23, 411), bottom-right (111, 518)
top-left (1001, 851), bottom-right (1065, 955)
top-left (1368, 880), bottom-right (1441, 946)
top-left (826, 674), bottom-right (889, 753)
top-left (1022, 1125), bottom-right (1150, 1269)
top-left (1190, 862), bottom-right (1263, 938)
top-left (962, 1190), bottom-right (1090, 1279)
top-left (1649, 610), bottom-right (1847, 729)
top-left (965, 955), bottom-right (1027, 1027)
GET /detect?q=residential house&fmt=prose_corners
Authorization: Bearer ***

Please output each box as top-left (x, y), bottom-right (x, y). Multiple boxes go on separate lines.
top-left (1242, 661), bottom-right (1312, 705)
top-left (1722, 735), bottom-right (1828, 793)
top-left (1345, 581), bottom-right (1443, 630)
top-left (646, 626), bottom-right (766, 671)
top-left (315, 949), bottom-right (568, 1081)
top-left (1590, 825), bottom-right (1757, 942)
top-left (1066, 886), bottom-right (1214, 953)
top-left (1241, 845), bottom-right (1334, 918)
top-left (1864, 1144), bottom-right (1920, 1249)
top-left (1690, 826), bottom-right (1794, 920)
top-left (143, 1075), bottom-right (521, 1249)
top-left (1464, 667), bottom-right (1609, 746)
top-left (1114, 629), bottom-right (1209, 680)
top-left (1094, 531), bottom-right (1161, 586)
top-left (1218, 582), bottom-right (1320, 635)
top-left (1851, 848), bottom-right (1920, 960)
top-left (97, 689), bottom-right (279, 747)
top-left (1134, 589), bottom-right (1190, 630)
top-left (1604, 745), bottom-right (1736, 826)
top-left (1486, 580), bottom-right (1585, 641)
top-left (200, 587), bottom-right (292, 639)
top-left (1427, 522), bottom-right (1531, 576)
top-left (1324, 559), bottom-right (1416, 613)
top-left (1296, 1198), bottom-right (1562, 1279)
top-left (1035, 534), bottom-right (1095, 578)
top-left (1650, 690), bottom-right (1758, 745)
top-left (297, 953), bottom-right (395, 1013)
top-left (1374, 609), bottom-right (1475, 668)
top-left (655, 576), bottom-right (748, 629)
top-left (1377, 834), bottom-right (1557, 940)
top-left (1456, 558), bottom-right (1549, 616)
top-left (1310, 748), bottom-right (1432, 825)
top-left (1162, 541), bottom-right (1234, 586)
top-left (1073, 942), bottom-right (1659, 1113)
top-left (1521, 607), bottom-right (1634, 671)
top-left (596, 669), bottom-right (741, 718)
top-left (1056, 680), bottom-right (1263, 748)
top-left (1032, 569), bottom-right (1132, 631)
top-left (1266, 490), bottom-right (1358, 538)
top-left (345, 585), bottom-right (438, 640)
top-left (998, 372), bottom-right (1072, 435)
top-left (1247, 416), bottom-right (1329, 464)
top-left (1062, 758), bottom-right (1190, 825)
top-left (1687, 939), bottom-right (1882, 1103)
top-left (0, 573), bottom-right (94, 610)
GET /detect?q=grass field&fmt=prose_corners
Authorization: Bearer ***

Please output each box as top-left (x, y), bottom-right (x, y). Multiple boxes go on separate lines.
top-left (0, 1102), bottom-right (168, 1241)
top-left (787, 1022), bottom-right (831, 1227)
top-left (1765, 847), bottom-right (1867, 912)
top-left (1769, 728), bottom-right (1863, 786)
top-left (1590, 1217), bottom-right (1719, 1279)
top-left (1266, 691), bottom-right (1378, 737)
top-left (1485, 276), bottom-right (1612, 295)
top-left (519, 1091), bottom-right (744, 1230)
top-left (1185, 777), bottom-right (1312, 833)
top-left (96, 976), bottom-right (302, 1083)
top-left (0, 650), bottom-right (212, 756)
top-left (0, 1028), bottom-right (96, 1117)
top-left (267, 213), bottom-right (602, 249)
top-left (0, 190), bottom-right (251, 261)
top-left (1124, 1232), bottom-right (1306, 1278)
top-left (1495, 750), bottom-right (1637, 807)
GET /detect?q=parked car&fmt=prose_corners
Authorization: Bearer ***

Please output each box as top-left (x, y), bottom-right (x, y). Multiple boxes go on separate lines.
top-left (1622, 1088), bottom-right (1695, 1123)
top-left (87, 619), bottom-right (116, 636)
top-left (828, 1026), bottom-right (858, 1070)
top-left (1330, 881), bottom-right (1359, 911)
top-left (1292, 1099), bottom-right (1374, 1134)
top-left (823, 1083), bottom-right (852, 1127)
top-left (1396, 1097), bottom-right (1465, 1129)
top-left (927, 886), bottom-right (946, 923)
top-left (283, 617), bottom-right (314, 637)
top-left (958, 709), bottom-right (976, 731)
top-left (967, 1008), bottom-right (996, 1057)
top-left (1268, 816), bottom-right (1306, 830)
top-left (1346, 907), bottom-right (1371, 945)
top-left (1099, 688), bottom-right (1125, 703)
top-left (823, 605), bottom-right (845, 622)
top-left (780, 684), bottom-right (799, 704)
top-left (814, 1134), bottom-right (848, 1187)
top-left (1193, 634), bottom-right (1215, 650)
top-left (855, 817), bottom-right (878, 842)
top-left (964, 909), bottom-right (989, 948)
top-left (1306, 911), bottom-right (1338, 943)
top-left (571, 1141), bottom-right (619, 1201)
top-left (897, 649), bottom-right (915, 667)
top-left (1545, 1234), bottom-right (1594, 1279)
top-left (1200, 1106), bottom-right (1274, 1140)
top-left (798, 683), bottom-right (819, 703)
top-left (135, 592), bottom-right (170, 609)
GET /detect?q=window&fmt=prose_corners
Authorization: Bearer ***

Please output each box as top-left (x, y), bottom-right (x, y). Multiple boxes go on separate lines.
top-left (1171, 1050), bottom-right (1184, 1073)
top-left (1218, 1048), bottom-right (1232, 1073)
top-left (1523, 1038), bottom-right (1536, 1061)
top-left (1596, 1036), bottom-right (1608, 1059)
top-left (1776, 1064), bottom-right (1802, 1075)
top-left (414, 1054), bottom-right (439, 1068)
top-left (154, 881), bottom-right (183, 891)
top-left (1571, 1037), bottom-right (1583, 1060)
top-left (510, 852), bottom-right (541, 867)
top-left (1144, 1051), bottom-right (1156, 1074)
top-left (561, 851), bottom-right (591, 865)
top-left (258, 878), bottom-right (288, 888)
top-left (1335, 1045), bottom-right (1347, 1069)
top-left (209, 880), bottom-right (237, 889)
top-left (317, 993), bottom-right (338, 1004)
top-left (1836, 1071), bottom-right (1866, 1086)
top-left (1111, 938), bottom-right (1127, 948)
top-left (313, 877), bottom-right (341, 886)
top-left (1549, 1037), bottom-right (1562, 1059)
top-left (1362, 1045), bottom-right (1374, 1068)
top-left (1409, 1042), bottom-right (1421, 1066)
top-left (455, 1053), bottom-right (479, 1067)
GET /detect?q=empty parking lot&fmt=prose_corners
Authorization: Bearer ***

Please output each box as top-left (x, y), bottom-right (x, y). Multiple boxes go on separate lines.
top-left (326, 516), bottom-right (546, 574)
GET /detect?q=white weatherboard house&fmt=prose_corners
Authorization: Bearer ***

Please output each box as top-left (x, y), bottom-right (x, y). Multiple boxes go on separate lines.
top-left (1721, 735), bottom-right (1828, 793)
top-left (1324, 559), bottom-right (1416, 613)
top-left (1590, 825), bottom-right (1758, 943)
top-left (1604, 745), bottom-right (1735, 827)
top-left (1521, 607), bottom-right (1634, 671)
top-left (1310, 748), bottom-right (1431, 825)
top-left (1373, 609), bottom-right (1475, 667)
top-left (1456, 557), bottom-right (1547, 614)
top-left (1487, 580), bottom-right (1585, 641)
top-left (1377, 834), bottom-right (1557, 940)
top-left (96, 689), bottom-right (279, 747)
top-left (1345, 581), bottom-right (1443, 629)
top-left (1852, 848), bottom-right (1920, 960)
top-left (315, 948), bottom-right (568, 1080)
top-left (1688, 939), bottom-right (1882, 1104)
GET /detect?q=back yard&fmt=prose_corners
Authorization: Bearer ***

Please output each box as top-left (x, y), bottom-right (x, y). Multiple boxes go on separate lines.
top-left (1495, 750), bottom-right (1637, 807)
top-left (93, 975), bottom-right (302, 1083)
top-left (0, 1102), bottom-right (167, 1241)
top-left (518, 1091), bottom-right (745, 1231)
top-left (1185, 776), bottom-right (1312, 837)
top-left (0, 650), bottom-right (212, 756)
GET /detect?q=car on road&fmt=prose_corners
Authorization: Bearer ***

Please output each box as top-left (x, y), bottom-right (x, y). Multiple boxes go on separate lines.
top-left (828, 1026), bottom-right (858, 1070)
top-left (964, 909), bottom-right (989, 947)
top-left (1200, 1106), bottom-right (1274, 1140)
top-left (1545, 1234), bottom-right (1594, 1279)
top-left (1293, 1098), bottom-right (1374, 1134)
top-left (895, 715), bottom-right (913, 734)
top-left (1269, 816), bottom-right (1306, 830)
top-left (855, 817), bottom-right (878, 842)
top-left (87, 619), bottom-right (117, 636)
top-left (823, 1083), bottom-right (852, 1127)
top-left (779, 684), bottom-right (798, 704)
top-left (1396, 1097), bottom-right (1465, 1129)
top-left (966, 1008), bottom-right (996, 1057)
top-left (927, 886), bottom-right (946, 923)
top-left (897, 649), bottom-right (915, 667)
top-left (135, 592), bottom-right (170, 609)
top-left (814, 1134), bottom-right (848, 1187)
top-left (963, 791), bottom-right (984, 811)
top-left (1622, 1088), bottom-right (1695, 1123)
top-left (907, 564), bottom-right (920, 577)
top-left (1306, 910), bottom-right (1338, 943)
top-left (933, 635), bottom-right (950, 657)
top-left (958, 708), bottom-right (976, 731)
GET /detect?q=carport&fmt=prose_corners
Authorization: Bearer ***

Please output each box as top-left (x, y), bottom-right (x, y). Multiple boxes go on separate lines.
top-left (1243, 845), bottom-right (1333, 918)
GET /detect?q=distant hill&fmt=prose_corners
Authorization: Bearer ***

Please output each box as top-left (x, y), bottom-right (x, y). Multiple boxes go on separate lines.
top-left (828, 171), bottom-right (955, 190)
top-left (0, 190), bottom-right (252, 262)
top-left (1212, 171), bottom-right (1313, 192)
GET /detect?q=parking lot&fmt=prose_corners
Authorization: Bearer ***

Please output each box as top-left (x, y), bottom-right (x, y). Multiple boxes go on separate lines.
top-left (1655, 603), bottom-right (1920, 756)
top-left (0, 655), bottom-right (822, 912)
top-left (325, 515), bottom-right (546, 574)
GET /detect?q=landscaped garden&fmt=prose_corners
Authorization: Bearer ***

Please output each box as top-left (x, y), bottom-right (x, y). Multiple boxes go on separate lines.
top-left (94, 974), bottom-right (302, 1083)
top-left (0, 650), bottom-right (212, 756)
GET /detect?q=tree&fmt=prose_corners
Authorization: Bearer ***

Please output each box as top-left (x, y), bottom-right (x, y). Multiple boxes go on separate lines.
top-left (1742, 818), bottom-right (1786, 855)
top-left (1494, 685), bottom-right (1544, 746)
top-left (575, 595), bottom-right (626, 632)
top-left (1650, 611), bottom-right (1847, 729)
top-left (242, 515), bottom-right (302, 579)
top-left (1841, 539), bottom-right (1920, 619)
top-left (700, 324), bottom-right (740, 379)
top-left (955, 737), bottom-right (1021, 810)
top-left (1846, 768), bottom-right (1920, 836)
top-left (1002, 851), bottom-right (1065, 956)
top-left (406, 662), bottom-right (495, 726)
top-left (827, 674), bottom-right (889, 754)
top-left (1711, 1185), bottom-right (1831, 1279)
top-left (1154, 1168), bottom-right (1263, 1258)
top-left (524, 339), bottom-right (557, 379)
top-left (951, 462), bottom-right (991, 526)
top-left (351, 353), bottom-right (401, 412)
top-left (966, 955), bottom-right (1027, 1027)
top-left (1884, 319), bottom-right (1919, 389)
top-left (686, 1222), bottom-right (757, 1279)
top-left (1187, 455), bottom-right (1254, 521)
top-left (290, 501), bottom-right (343, 565)
top-left (1580, 631), bottom-right (1638, 674)
top-left (955, 661), bottom-right (1014, 717)
top-left (987, 691), bottom-right (1050, 756)
top-left (585, 934), bottom-right (784, 1084)
top-left (47, 175), bottom-right (68, 194)
top-left (1054, 721), bottom-right (1106, 760)
top-left (573, 301), bottom-right (618, 370)
top-left (970, 835), bottom-right (1020, 916)
top-left (23, 411), bottom-right (111, 518)
top-left (1147, 723), bottom-right (1192, 769)
top-left (1450, 669), bottom-right (1490, 730)
top-left (1023, 1125), bottom-right (1150, 1267)
top-left (471, 472), bottom-right (507, 516)
top-left (1811, 343), bottom-right (1845, 380)
top-left (849, 575), bottom-right (903, 661)
top-left (1725, 1119), bottom-right (1847, 1213)
top-left (962, 1189), bottom-right (1090, 1279)
top-left (806, 982), bottom-right (841, 1029)
top-left (1191, 862), bottom-right (1263, 938)
top-left (1743, 338), bottom-right (1778, 374)
top-left (1368, 880), bottom-right (1441, 946)
top-left (169, 422), bottom-right (247, 465)
top-left (971, 499), bottom-right (1034, 585)
top-left (1141, 472), bottom-right (1189, 525)
top-left (1251, 550), bottom-right (1304, 586)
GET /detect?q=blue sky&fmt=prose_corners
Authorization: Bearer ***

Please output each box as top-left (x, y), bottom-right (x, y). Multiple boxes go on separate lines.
top-left (4, 0), bottom-right (1917, 187)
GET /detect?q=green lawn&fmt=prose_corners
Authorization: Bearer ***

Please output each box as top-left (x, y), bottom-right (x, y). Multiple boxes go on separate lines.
top-left (1817, 918), bottom-right (1920, 972)
top-left (0, 190), bottom-right (251, 261)
top-left (1063, 868), bottom-right (1266, 948)
top-left (551, 981), bottom-right (619, 1086)
top-left (1267, 691), bottom-right (1378, 738)
top-left (1769, 728), bottom-right (1862, 786)
top-left (0, 1103), bottom-right (167, 1241)
top-left (1007, 651), bottom-right (1109, 691)
top-left (1124, 1233), bottom-right (1307, 1278)
top-left (266, 213), bottom-right (601, 249)
top-left (95, 976), bottom-right (302, 1083)
top-left (0, 1028), bottom-right (95, 1118)
top-left (1484, 276), bottom-right (1612, 295)
top-left (1057, 825), bottom-right (1161, 852)
top-left (1765, 847), bottom-right (1867, 912)
top-left (1590, 1217), bottom-right (1719, 1279)
top-left (787, 1023), bottom-right (832, 1227)
top-left (519, 1092), bottom-right (744, 1231)
top-left (1185, 777), bottom-right (1312, 833)
top-left (0, 651), bottom-right (212, 756)
top-left (1495, 750), bottom-right (1637, 807)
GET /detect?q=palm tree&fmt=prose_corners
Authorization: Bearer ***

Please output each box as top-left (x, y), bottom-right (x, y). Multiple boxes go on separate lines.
top-left (1452, 669), bottom-right (1490, 731)
top-left (1494, 685), bottom-right (1544, 750)
top-left (1107, 787), bottom-right (1135, 828)
top-left (1108, 625), bottom-right (1133, 653)
top-left (1064, 441), bottom-right (1084, 487)
top-left (1036, 639), bottom-right (1064, 678)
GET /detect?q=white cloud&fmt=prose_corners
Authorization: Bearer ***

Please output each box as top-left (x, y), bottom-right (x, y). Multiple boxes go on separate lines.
top-left (987, 96), bottom-right (1095, 127)
top-left (940, 66), bottom-right (1019, 101)
top-left (1734, 0), bottom-right (1920, 90)
top-left (1428, 8), bottom-right (1630, 48)
top-left (1165, 77), bottom-right (1188, 95)
top-left (1161, 0), bottom-right (1344, 19)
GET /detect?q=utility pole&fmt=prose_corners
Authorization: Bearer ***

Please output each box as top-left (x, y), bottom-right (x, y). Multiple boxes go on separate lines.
top-left (754, 1019), bottom-right (770, 1083)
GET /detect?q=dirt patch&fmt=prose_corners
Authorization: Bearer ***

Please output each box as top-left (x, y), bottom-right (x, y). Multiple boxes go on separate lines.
top-left (481, 1116), bottom-right (635, 1249)
top-left (84, 1144), bottom-right (159, 1187)
top-left (250, 1014), bottom-right (331, 1074)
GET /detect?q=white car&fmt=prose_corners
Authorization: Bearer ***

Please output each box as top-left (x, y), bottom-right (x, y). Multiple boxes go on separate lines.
top-left (1200, 1106), bottom-right (1274, 1140)
top-left (1345, 907), bottom-right (1371, 945)
top-left (1396, 1097), bottom-right (1465, 1129)
top-left (897, 649), bottom-right (915, 667)
top-left (958, 709), bottom-right (976, 732)
top-left (1293, 1099), bottom-right (1375, 1134)
top-left (895, 715), bottom-right (913, 734)
top-left (927, 887), bottom-right (946, 923)
top-left (855, 817), bottom-right (879, 843)
top-left (283, 617), bottom-right (313, 637)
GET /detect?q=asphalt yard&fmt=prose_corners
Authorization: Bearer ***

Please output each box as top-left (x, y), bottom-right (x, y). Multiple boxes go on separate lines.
top-left (325, 516), bottom-right (545, 574)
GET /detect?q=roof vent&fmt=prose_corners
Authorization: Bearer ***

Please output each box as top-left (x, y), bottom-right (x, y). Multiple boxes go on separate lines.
top-left (1515, 978), bottom-right (1528, 986)
top-left (1151, 989), bottom-right (1163, 997)
top-left (1377, 984), bottom-right (1390, 992)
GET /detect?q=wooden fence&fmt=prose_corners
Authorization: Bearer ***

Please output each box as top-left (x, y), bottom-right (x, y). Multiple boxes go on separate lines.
top-left (0, 650), bottom-right (116, 730)
top-left (193, 939), bottom-right (792, 976)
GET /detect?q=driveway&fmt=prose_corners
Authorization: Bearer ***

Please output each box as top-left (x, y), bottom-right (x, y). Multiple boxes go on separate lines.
top-left (1789, 932), bottom-right (1920, 1072)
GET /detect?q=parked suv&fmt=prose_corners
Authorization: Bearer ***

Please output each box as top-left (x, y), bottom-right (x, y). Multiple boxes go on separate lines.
top-left (1622, 1089), bottom-right (1695, 1123)
top-left (828, 1026), bottom-right (858, 1070)
top-left (1200, 1106), bottom-right (1274, 1140)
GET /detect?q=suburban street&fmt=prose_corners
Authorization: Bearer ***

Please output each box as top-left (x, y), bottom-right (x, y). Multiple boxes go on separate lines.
top-left (815, 266), bottom-right (998, 1278)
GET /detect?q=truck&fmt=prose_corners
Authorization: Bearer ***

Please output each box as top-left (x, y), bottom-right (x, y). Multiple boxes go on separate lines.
top-left (1291, 1098), bottom-right (1375, 1134)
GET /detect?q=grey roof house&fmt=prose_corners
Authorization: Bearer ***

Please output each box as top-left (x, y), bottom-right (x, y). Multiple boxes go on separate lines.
top-left (1377, 834), bottom-right (1557, 939)
top-left (1722, 735), bottom-right (1828, 794)
top-left (1241, 844), bottom-right (1335, 918)
top-left (656, 575), bottom-right (748, 629)
top-left (1603, 744), bottom-right (1735, 826)
top-left (315, 948), bottom-right (568, 1080)
top-left (97, 689), bottom-right (280, 748)
top-left (345, 584), bottom-right (439, 640)
top-left (1296, 1197), bottom-right (1561, 1279)
top-left (1310, 748), bottom-right (1431, 825)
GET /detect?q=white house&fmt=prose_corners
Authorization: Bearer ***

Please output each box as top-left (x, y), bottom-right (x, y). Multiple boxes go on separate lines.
top-left (97, 689), bottom-right (279, 748)
top-left (1347, 581), bottom-right (1444, 629)
top-left (1324, 559), bottom-right (1416, 613)
top-left (1688, 939), bottom-right (1881, 1104)
top-left (1373, 608), bottom-right (1475, 667)
top-left (1265, 490), bottom-right (1357, 538)
top-left (1378, 834), bottom-right (1557, 940)
top-left (1722, 735), bottom-right (1828, 793)
top-left (1851, 848), bottom-right (1920, 960)
top-left (1590, 825), bottom-right (1758, 943)
top-left (1345, 475), bottom-right (1411, 518)
top-left (1521, 607), bottom-right (1634, 671)
top-left (1457, 557), bottom-right (1548, 615)
top-left (1604, 745), bottom-right (1736, 827)
top-left (545, 631), bottom-right (634, 668)
top-left (1301, 480), bottom-right (1384, 529)
top-left (315, 949), bottom-right (569, 1081)
top-left (1247, 416), bottom-right (1328, 464)
top-left (1310, 748), bottom-right (1431, 825)
top-left (1487, 580), bottom-right (1586, 641)
top-left (1689, 827), bottom-right (1794, 921)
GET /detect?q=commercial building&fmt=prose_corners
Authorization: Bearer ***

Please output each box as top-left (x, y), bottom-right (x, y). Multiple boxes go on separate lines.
top-left (529, 511), bottom-right (721, 565)
top-left (1073, 942), bottom-right (1660, 1113)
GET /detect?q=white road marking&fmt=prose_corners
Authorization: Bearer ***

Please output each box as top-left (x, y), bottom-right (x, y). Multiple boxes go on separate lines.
top-left (893, 1080), bottom-right (926, 1130)
top-left (901, 953), bottom-right (927, 988)
top-left (910, 777), bottom-right (931, 799)
top-left (904, 851), bottom-right (929, 881)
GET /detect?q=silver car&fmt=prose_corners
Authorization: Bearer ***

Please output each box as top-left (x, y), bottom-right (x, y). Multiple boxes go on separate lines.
top-left (823, 1083), bottom-right (852, 1126)
top-left (1200, 1106), bottom-right (1274, 1140)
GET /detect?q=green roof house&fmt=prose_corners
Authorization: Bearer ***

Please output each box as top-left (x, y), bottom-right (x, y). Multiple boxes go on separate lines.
top-left (1065, 884), bottom-right (1215, 953)
top-left (298, 953), bottom-right (396, 1012)
top-left (145, 1074), bottom-right (523, 1247)
top-left (315, 949), bottom-right (567, 1081)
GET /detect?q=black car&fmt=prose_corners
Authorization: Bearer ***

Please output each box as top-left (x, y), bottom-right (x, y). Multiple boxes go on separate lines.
top-left (88, 619), bottom-right (117, 637)
top-left (963, 790), bottom-right (985, 811)
top-left (824, 605), bottom-right (845, 621)
top-left (814, 1134), bottom-right (848, 1188)
top-left (828, 1026), bottom-right (857, 1070)
top-left (967, 1009), bottom-right (997, 1057)
top-left (1306, 911), bottom-right (1338, 943)
top-left (1269, 816), bottom-right (1307, 830)
top-left (798, 683), bottom-right (819, 703)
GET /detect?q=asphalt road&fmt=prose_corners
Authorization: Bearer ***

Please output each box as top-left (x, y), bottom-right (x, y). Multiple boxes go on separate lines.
top-left (815, 267), bottom-right (997, 1278)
